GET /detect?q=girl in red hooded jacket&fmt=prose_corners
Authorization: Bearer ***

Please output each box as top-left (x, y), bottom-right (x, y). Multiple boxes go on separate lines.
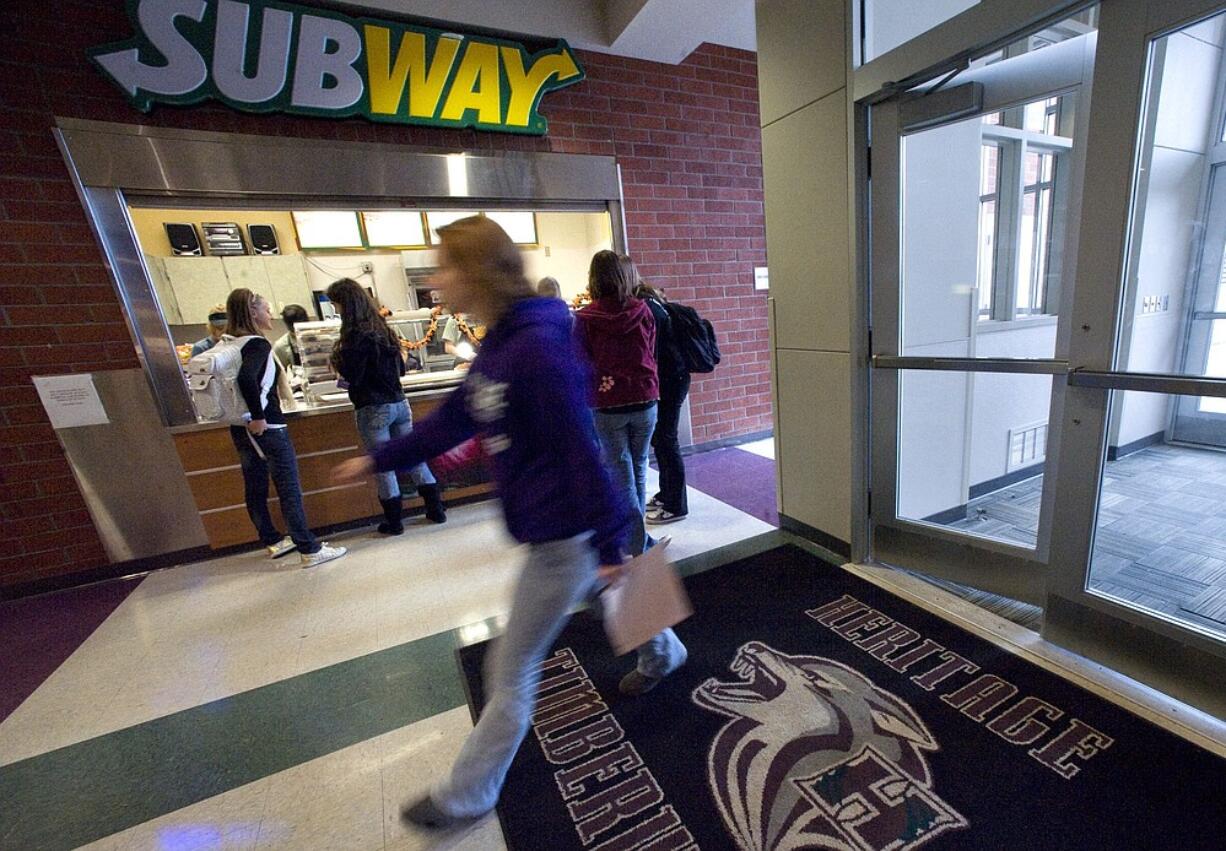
top-left (574, 249), bottom-right (659, 556)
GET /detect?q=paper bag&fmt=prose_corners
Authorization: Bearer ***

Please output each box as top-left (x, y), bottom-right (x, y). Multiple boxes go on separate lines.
top-left (601, 542), bottom-right (693, 656)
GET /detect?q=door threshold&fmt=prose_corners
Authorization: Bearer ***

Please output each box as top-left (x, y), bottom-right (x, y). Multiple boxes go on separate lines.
top-left (845, 559), bottom-right (1226, 756)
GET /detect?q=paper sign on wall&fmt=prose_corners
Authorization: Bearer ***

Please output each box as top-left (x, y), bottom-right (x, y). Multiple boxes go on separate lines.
top-left (32, 374), bottom-right (110, 429)
top-left (754, 266), bottom-right (769, 291)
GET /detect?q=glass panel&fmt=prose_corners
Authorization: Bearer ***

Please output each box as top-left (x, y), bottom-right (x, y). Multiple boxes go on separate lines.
top-left (862, 0), bottom-right (980, 62)
top-left (976, 144), bottom-right (1000, 320)
top-left (977, 199), bottom-right (996, 318)
top-left (1123, 12), bottom-right (1226, 447)
top-left (901, 96), bottom-right (1071, 348)
top-left (897, 369), bottom-right (1053, 549)
top-left (1088, 392), bottom-right (1226, 642)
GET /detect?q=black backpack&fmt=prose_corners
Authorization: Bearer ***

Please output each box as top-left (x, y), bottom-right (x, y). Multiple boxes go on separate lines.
top-left (663, 302), bottom-right (720, 374)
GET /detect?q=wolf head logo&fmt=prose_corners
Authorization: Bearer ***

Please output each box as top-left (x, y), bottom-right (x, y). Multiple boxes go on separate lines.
top-left (693, 642), bottom-right (967, 851)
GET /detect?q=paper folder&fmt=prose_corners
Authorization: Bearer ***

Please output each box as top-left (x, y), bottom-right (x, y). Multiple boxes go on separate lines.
top-left (601, 541), bottom-right (693, 656)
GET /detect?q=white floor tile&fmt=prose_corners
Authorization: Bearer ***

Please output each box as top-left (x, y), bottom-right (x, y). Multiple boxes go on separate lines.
top-left (77, 708), bottom-right (501, 851)
top-left (737, 437), bottom-right (775, 460)
top-left (80, 778), bottom-right (272, 851)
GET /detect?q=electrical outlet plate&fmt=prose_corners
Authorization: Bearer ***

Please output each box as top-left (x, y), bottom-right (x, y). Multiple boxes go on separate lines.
top-left (361, 261), bottom-right (373, 274)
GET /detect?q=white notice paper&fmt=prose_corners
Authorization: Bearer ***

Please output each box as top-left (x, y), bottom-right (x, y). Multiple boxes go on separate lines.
top-left (754, 266), bottom-right (769, 291)
top-left (32, 374), bottom-right (109, 429)
top-left (601, 541), bottom-right (693, 656)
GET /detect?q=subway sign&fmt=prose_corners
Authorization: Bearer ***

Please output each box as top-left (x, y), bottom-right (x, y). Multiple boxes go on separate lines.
top-left (90, 0), bottom-right (585, 135)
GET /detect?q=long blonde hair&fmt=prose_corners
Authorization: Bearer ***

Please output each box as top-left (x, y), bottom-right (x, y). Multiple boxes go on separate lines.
top-left (225, 288), bottom-right (266, 337)
top-left (436, 216), bottom-right (534, 321)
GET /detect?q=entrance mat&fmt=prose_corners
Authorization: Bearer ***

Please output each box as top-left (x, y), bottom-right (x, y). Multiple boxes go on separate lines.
top-left (459, 545), bottom-right (1225, 850)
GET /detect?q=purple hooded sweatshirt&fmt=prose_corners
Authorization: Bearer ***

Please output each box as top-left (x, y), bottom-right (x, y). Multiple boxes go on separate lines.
top-left (370, 296), bottom-right (633, 564)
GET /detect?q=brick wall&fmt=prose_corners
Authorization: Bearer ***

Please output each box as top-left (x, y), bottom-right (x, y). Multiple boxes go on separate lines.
top-left (0, 0), bottom-right (769, 590)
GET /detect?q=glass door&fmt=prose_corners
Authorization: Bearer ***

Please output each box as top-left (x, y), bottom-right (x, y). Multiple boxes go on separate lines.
top-left (1047, 0), bottom-right (1226, 703)
top-left (869, 10), bottom-right (1098, 604)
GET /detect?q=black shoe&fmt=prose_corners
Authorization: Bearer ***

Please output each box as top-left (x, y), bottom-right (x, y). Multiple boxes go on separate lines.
top-left (619, 670), bottom-right (662, 696)
top-left (377, 497), bottom-right (404, 535)
top-left (419, 484), bottom-right (447, 524)
top-left (400, 796), bottom-right (470, 829)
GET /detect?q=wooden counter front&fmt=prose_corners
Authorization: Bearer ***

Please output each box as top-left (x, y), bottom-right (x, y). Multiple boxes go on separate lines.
top-left (172, 398), bottom-right (492, 550)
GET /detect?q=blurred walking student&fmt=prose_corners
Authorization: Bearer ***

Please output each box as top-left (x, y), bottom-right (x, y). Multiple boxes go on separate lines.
top-left (326, 278), bottom-right (446, 534)
top-left (626, 260), bottom-right (690, 524)
top-left (575, 250), bottom-right (659, 555)
top-left (225, 288), bottom-right (347, 568)
top-left (332, 217), bottom-right (685, 829)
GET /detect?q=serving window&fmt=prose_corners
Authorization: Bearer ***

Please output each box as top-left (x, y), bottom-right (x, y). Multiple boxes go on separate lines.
top-left (126, 202), bottom-right (613, 422)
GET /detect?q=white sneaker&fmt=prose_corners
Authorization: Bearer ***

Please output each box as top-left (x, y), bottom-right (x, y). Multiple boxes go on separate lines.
top-left (300, 543), bottom-right (347, 568)
top-left (646, 496), bottom-right (662, 511)
top-left (646, 509), bottom-right (687, 525)
top-left (267, 536), bottom-right (297, 559)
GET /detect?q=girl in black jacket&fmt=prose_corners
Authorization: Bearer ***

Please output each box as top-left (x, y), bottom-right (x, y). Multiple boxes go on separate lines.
top-left (327, 278), bottom-right (445, 533)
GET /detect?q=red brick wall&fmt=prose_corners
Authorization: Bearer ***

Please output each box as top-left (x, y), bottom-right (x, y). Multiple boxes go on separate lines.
top-left (0, 0), bottom-right (769, 589)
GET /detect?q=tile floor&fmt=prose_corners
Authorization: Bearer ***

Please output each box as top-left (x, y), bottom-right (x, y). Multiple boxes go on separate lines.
top-left (0, 461), bottom-right (774, 849)
top-left (941, 444), bottom-right (1226, 638)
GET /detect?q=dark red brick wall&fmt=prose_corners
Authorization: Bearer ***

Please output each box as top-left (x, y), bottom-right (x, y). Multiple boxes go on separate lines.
top-left (0, 0), bottom-right (769, 589)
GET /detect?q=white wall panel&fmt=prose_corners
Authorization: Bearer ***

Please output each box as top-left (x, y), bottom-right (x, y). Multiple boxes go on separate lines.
top-left (776, 349), bottom-right (852, 542)
top-left (756, 0), bottom-right (845, 126)
top-left (762, 93), bottom-right (850, 352)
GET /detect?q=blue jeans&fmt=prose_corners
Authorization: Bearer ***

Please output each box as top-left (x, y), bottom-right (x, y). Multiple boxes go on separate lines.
top-left (354, 402), bottom-right (436, 500)
top-left (433, 533), bottom-right (686, 818)
top-left (229, 426), bottom-right (320, 555)
top-left (594, 404), bottom-right (657, 557)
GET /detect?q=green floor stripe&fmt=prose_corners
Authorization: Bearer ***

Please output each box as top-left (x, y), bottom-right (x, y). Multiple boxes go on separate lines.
top-left (0, 630), bottom-right (465, 851)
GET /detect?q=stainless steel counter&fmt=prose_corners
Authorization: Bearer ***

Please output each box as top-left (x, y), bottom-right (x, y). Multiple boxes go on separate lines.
top-left (167, 382), bottom-right (461, 434)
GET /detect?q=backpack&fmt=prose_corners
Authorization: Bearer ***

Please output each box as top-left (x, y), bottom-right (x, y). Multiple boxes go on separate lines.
top-left (186, 336), bottom-right (259, 424)
top-left (662, 302), bottom-right (721, 374)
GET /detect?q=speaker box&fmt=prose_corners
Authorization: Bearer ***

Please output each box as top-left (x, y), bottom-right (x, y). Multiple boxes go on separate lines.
top-left (164, 222), bottom-right (202, 256)
top-left (248, 224), bottom-right (280, 255)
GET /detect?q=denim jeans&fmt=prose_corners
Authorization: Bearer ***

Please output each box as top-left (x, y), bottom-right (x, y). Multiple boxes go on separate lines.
top-left (594, 403), bottom-right (657, 556)
top-left (229, 426), bottom-right (320, 555)
top-left (354, 401), bottom-right (436, 500)
top-left (651, 374), bottom-right (690, 515)
top-left (433, 533), bottom-right (686, 818)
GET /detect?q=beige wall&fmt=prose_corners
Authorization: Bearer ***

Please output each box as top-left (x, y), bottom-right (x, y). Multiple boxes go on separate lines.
top-left (130, 207), bottom-right (612, 319)
top-left (130, 209), bottom-right (300, 257)
top-left (757, 0), bottom-right (858, 551)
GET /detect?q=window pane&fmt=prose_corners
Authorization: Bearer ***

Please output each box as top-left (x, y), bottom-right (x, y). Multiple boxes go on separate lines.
top-left (1088, 394), bottom-right (1226, 642)
top-left (863, 0), bottom-right (980, 62)
top-left (1017, 190), bottom-right (1038, 313)
top-left (980, 144), bottom-right (999, 195)
top-left (978, 199), bottom-right (996, 317)
top-left (898, 370), bottom-right (1053, 549)
top-left (1023, 101), bottom-right (1048, 133)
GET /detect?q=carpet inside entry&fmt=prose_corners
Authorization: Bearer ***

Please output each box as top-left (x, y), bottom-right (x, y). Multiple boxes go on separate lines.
top-left (458, 545), bottom-right (1224, 850)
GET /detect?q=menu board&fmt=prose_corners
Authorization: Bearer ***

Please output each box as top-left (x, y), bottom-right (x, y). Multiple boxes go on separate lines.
top-left (362, 211), bottom-right (427, 247)
top-left (484, 211), bottom-right (538, 244)
top-left (425, 210), bottom-right (480, 242)
top-left (291, 210), bottom-right (364, 249)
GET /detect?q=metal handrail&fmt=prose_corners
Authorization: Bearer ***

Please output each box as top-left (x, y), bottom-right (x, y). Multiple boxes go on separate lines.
top-left (871, 356), bottom-right (1069, 374)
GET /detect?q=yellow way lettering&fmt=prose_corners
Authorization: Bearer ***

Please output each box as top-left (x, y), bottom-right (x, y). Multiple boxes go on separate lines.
top-left (501, 46), bottom-right (581, 128)
top-left (364, 26), bottom-right (460, 118)
top-left (440, 41), bottom-right (502, 125)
